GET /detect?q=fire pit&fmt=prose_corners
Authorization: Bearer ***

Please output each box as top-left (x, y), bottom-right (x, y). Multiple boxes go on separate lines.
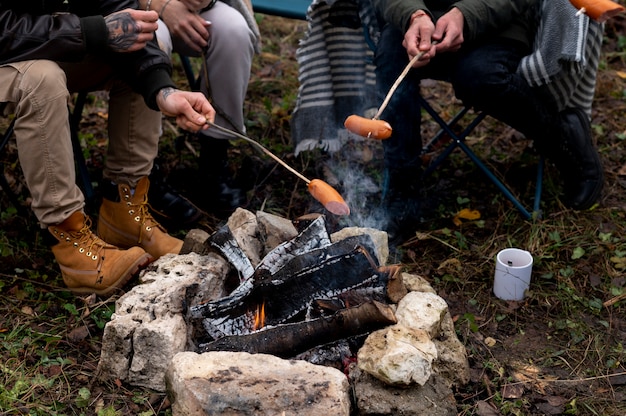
top-left (97, 208), bottom-right (470, 415)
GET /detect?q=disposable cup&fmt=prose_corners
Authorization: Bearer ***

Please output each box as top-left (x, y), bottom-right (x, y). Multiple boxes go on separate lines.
top-left (493, 248), bottom-right (533, 301)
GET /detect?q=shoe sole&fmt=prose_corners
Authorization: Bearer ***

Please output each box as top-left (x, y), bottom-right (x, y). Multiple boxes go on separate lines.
top-left (68, 253), bottom-right (154, 297)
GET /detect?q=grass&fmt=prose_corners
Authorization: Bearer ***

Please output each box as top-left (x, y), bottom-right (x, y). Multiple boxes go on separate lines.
top-left (1, 10), bottom-right (626, 416)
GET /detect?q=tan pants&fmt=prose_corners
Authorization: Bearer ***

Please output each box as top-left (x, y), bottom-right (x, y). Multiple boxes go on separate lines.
top-left (0, 58), bottom-right (161, 226)
top-left (156, 1), bottom-right (254, 138)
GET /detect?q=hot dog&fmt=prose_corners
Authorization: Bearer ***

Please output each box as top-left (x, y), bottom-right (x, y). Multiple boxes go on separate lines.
top-left (307, 179), bottom-right (350, 216)
top-left (344, 115), bottom-right (392, 140)
top-left (569, 0), bottom-right (624, 21)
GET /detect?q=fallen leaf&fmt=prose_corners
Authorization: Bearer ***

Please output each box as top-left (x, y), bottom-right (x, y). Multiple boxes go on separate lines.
top-left (618, 163), bottom-right (626, 176)
top-left (67, 325), bottom-right (90, 343)
top-left (453, 208), bottom-right (481, 226)
top-left (484, 337), bottom-right (497, 347)
top-left (502, 383), bottom-right (524, 399)
top-left (476, 400), bottom-right (500, 416)
top-left (616, 70), bottom-right (626, 79)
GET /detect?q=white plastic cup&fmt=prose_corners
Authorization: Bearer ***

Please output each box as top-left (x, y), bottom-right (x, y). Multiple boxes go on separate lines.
top-left (493, 248), bottom-right (533, 301)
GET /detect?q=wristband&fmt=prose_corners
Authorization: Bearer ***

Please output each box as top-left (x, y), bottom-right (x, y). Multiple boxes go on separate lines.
top-left (410, 10), bottom-right (429, 24)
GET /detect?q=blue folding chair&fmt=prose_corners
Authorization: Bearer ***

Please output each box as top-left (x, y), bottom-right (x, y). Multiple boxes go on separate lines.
top-left (417, 97), bottom-right (544, 220)
top-left (251, 0), bottom-right (310, 19)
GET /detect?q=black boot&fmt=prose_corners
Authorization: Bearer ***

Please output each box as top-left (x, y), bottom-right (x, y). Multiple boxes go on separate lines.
top-left (147, 164), bottom-right (203, 227)
top-left (197, 137), bottom-right (246, 216)
top-left (381, 165), bottom-right (423, 245)
top-left (551, 108), bottom-right (603, 210)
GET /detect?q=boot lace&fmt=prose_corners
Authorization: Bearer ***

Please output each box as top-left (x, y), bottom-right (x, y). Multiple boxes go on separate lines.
top-left (69, 217), bottom-right (107, 262)
top-left (126, 192), bottom-right (168, 244)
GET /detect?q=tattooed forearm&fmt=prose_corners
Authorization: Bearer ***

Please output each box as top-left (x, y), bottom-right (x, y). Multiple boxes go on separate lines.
top-left (105, 12), bottom-right (140, 52)
top-left (159, 87), bottom-right (177, 101)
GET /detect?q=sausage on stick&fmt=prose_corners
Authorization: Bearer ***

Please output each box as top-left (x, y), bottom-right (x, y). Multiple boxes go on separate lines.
top-left (344, 46), bottom-right (433, 140)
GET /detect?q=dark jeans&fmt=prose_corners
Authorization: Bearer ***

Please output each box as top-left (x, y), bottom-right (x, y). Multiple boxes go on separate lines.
top-left (374, 24), bottom-right (560, 169)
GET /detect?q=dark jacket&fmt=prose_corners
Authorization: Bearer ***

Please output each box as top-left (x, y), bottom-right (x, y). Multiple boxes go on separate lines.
top-left (0, 0), bottom-right (175, 110)
top-left (372, 0), bottom-right (538, 49)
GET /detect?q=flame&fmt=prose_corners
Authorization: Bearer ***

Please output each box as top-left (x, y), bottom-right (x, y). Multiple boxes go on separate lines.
top-left (253, 302), bottom-right (265, 330)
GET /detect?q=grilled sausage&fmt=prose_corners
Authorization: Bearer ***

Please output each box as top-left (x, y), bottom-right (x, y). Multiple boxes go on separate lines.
top-left (307, 179), bottom-right (350, 216)
top-left (344, 115), bottom-right (392, 140)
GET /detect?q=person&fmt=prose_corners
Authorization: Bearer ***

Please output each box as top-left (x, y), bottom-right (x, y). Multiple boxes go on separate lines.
top-left (370, 0), bottom-right (604, 241)
top-left (137, 0), bottom-right (258, 221)
top-left (0, 1), bottom-right (216, 296)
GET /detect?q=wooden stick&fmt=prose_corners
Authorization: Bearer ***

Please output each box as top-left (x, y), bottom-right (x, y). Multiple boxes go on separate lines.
top-left (374, 44), bottom-right (435, 120)
top-left (205, 120), bottom-right (311, 184)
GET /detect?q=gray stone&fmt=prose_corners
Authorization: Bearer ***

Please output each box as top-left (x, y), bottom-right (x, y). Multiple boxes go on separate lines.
top-left (256, 210), bottom-right (299, 254)
top-left (227, 207), bottom-right (262, 267)
top-left (358, 325), bottom-right (437, 386)
top-left (166, 351), bottom-right (352, 416)
top-left (350, 365), bottom-right (458, 416)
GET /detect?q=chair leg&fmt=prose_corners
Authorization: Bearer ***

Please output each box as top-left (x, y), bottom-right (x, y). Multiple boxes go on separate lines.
top-left (418, 95), bottom-right (542, 220)
top-left (0, 118), bottom-right (29, 216)
top-left (69, 92), bottom-right (96, 208)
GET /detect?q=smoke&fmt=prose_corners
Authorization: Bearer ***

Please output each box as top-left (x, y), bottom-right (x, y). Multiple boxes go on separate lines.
top-left (322, 132), bottom-right (390, 231)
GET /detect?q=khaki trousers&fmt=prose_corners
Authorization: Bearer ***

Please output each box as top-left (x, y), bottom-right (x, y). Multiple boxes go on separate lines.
top-left (156, 1), bottom-right (254, 137)
top-left (0, 58), bottom-right (162, 226)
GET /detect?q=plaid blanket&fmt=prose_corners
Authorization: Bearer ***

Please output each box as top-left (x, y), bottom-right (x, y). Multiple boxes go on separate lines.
top-left (517, 0), bottom-right (603, 116)
top-left (291, 0), bottom-right (604, 154)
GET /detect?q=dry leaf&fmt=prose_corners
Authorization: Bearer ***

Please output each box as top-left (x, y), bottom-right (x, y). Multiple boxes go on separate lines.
top-left (616, 70), bottom-right (626, 79)
top-left (502, 383), bottom-right (524, 399)
top-left (453, 208), bottom-right (481, 226)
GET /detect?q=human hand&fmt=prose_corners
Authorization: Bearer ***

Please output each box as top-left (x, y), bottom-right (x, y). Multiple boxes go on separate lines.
top-left (432, 7), bottom-right (464, 53)
top-left (161, 0), bottom-right (211, 52)
top-left (179, 0), bottom-right (214, 12)
top-left (105, 9), bottom-right (159, 53)
top-left (403, 10), bottom-right (437, 68)
top-left (156, 87), bottom-right (216, 132)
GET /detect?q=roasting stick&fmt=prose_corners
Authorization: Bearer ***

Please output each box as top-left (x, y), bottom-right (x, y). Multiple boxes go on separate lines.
top-left (205, 120), bottom-right (350, 216)
top-left (374, 48), bottom-right (429, 120)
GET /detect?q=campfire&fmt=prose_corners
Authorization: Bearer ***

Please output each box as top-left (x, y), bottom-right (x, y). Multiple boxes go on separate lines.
top-left (97, 208), bottom-right (470, 415)
top-left (186, 215), bottom-right (402, 358)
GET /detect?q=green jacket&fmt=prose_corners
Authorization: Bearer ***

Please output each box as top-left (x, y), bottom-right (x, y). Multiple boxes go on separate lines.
top-left (372, 0), bottom-right (539, 48)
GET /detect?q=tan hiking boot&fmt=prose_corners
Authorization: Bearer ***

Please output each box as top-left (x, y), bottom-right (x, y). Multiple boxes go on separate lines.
top-left (97, 177), bottom-right (183, 259)
top-left (49, 211), bottom-right (153, 296)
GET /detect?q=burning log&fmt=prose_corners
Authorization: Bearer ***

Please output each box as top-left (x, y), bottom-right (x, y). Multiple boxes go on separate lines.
top-left (187, 237), bottom-right (388, 340)
top-left (198, 301), bottom-right (397, 358)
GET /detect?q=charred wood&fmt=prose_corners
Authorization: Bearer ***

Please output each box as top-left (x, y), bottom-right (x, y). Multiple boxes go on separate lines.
top-left (198, 301), bottom-right (397, 358)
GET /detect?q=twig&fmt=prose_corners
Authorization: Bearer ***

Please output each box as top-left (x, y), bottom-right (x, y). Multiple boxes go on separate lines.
top-left (204, 120), bottom-right (311, 184)
top-left (603, 292), bottom-right (626, 307)
top-left (374, 43), bottom-right (437, 120)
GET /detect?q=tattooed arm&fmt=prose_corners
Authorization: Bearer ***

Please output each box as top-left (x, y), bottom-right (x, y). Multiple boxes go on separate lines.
top-left (104, 9), bottom-right (159, 53)
top-left (156, 87), bottom-right (216, 132)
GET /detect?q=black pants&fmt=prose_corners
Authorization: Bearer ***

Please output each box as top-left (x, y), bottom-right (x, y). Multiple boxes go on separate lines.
top-left (374, 24), bottom-right (560, 170)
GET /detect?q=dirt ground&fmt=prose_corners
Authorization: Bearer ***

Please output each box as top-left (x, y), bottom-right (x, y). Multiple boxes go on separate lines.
top-left (1, 8), bottom-right (626, 416)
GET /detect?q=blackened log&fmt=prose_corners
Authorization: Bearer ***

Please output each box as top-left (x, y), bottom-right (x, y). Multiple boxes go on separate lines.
top-left (198, 301), bottom-right (397, 358)
top-left (255, 214), bottom-right (331, 276)
top-left (208, 224), bottom-right (255, 281)
top-left (195, 245), bottom-right (387, 339)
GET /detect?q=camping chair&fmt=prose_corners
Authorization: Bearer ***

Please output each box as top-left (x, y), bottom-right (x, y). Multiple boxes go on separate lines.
top-left (251, 0), bottom-right (310, 19)
top-left (0, 92), bottom-right (95, 215)
top-left (417, 96), bottom-right (545, 220)
top-left (291, 0), bottom-right (603, 221)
